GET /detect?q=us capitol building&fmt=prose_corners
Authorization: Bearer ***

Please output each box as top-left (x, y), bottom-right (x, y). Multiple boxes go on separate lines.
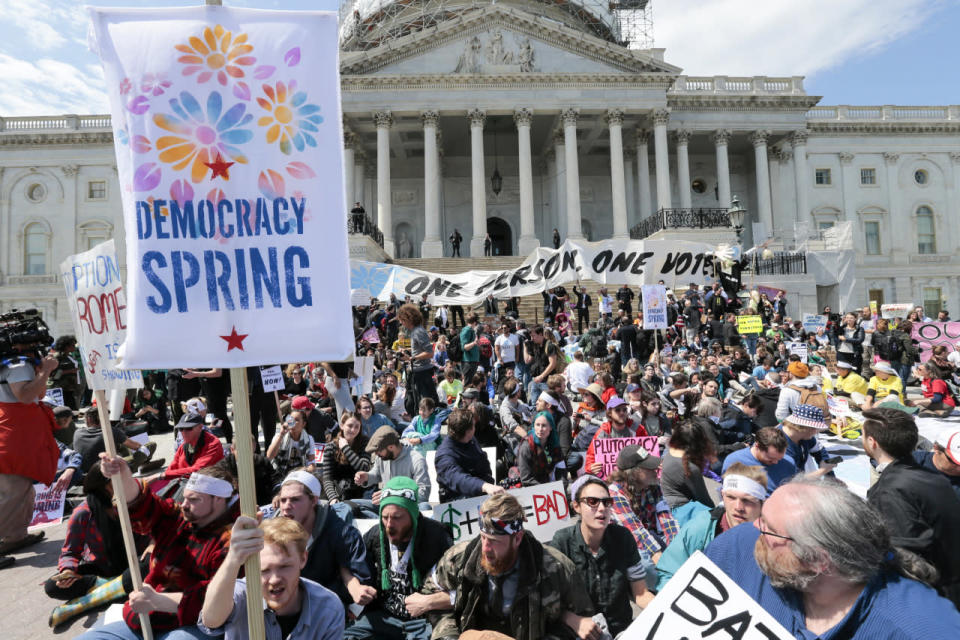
top-left (2, 0), bottom-right (959, 332)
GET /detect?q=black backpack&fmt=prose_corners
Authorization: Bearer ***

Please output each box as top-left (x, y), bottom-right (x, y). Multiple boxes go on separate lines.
top-left (886, 332), bottom-right (903, 361)
top-left (447, 332), bottom-right (463, 362)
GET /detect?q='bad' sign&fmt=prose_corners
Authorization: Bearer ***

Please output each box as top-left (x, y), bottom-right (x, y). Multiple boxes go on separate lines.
top-left (623, 551), bottom-right (792, 640)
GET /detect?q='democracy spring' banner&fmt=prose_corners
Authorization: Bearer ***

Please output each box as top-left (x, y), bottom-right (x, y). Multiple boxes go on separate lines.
top-left (89, 6), bottom-right (353, 368)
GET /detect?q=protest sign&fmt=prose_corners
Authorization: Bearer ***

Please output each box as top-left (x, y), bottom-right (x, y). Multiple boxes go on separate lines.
top-left (360, 327), bottom-right (380, 344)
top-left (431, 481), bottom-right (570, 544)
top-left (90, 7), bottom-right (353, 368)
top-left (354, 356), bottom-right (375, 395)
top-left (913, 321), bottom-right (960, 362)
top-left (59, 240), bottom-right (143, 391)
top-left (259, 365), bottom-right (284, 392)
top-left (881, 303), bottom-right (912, 319)
top-left (736, 315), bottom-right (762, 335)
top-left (623, 551), bottom-right (792, 639)
top-left (801, 313), bottom-right (827, 333)
top-left (29, 484), bottom-right (66, 530)
top-left (869, 300), bottom-right (878, 315)
top-left (594, 436), bottom-right (660, 479)
top-left (44, 388), bottom-right (64, 407)
top-left (641, 285), bottom-right (668, 329)
top-left (787, 342), bottom-right (808, 363)
top-left (314, 443), bottom-right (326, 465)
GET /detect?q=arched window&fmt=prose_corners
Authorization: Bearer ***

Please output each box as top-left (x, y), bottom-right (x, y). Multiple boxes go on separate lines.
top-left (916, 206), bottom-right (935, 254)
top-left (24, 223), bottom-right (48, 275)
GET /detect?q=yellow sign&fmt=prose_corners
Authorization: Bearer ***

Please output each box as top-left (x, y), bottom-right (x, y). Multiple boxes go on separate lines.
top-left (737, 315), bottom-right (763, 334)
top-left (869, 300), bottom-right (878, 315)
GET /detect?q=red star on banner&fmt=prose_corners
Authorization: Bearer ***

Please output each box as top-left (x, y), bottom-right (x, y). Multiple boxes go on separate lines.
top-left (220, 326), bottom-right (248, 351)
top-left (204, 153), bottom-right (234, 180)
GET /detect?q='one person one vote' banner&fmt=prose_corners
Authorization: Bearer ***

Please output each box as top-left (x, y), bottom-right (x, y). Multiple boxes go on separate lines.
top-left (89, 6), bottom-right (353, 368)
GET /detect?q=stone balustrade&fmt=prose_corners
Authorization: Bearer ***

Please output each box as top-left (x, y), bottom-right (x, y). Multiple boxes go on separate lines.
top-left (670, 75), bottom-right (804, 95)
top-left (807, 105), bottom-right (960, 121)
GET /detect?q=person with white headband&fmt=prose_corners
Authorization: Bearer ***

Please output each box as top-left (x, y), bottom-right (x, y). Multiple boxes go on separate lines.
top-left (656, 462), bottom-right (768, 590)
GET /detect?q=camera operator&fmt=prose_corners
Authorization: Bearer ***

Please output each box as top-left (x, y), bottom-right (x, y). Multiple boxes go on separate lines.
top-left (0, 329), bottom-right (62, 568)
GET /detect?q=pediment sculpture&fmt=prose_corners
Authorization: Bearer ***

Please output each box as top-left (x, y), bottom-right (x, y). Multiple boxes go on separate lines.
top-left (455, 30), bottom-right (536, 73)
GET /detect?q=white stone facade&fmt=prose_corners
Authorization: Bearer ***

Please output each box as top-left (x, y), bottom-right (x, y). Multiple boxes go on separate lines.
top-left (1, 2), bottom-right (958, 333)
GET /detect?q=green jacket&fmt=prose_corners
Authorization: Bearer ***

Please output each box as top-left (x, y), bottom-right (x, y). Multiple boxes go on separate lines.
top-left (425, 531), bottom-right (592, 640)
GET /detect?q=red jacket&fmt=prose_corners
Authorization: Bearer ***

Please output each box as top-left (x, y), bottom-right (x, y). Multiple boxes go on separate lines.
top-left (584, 419), bottom-right (648, 471)
top-left (0, 401), bottom-right (60, 484)
top-left (164, 430), bottom-right (224, 479)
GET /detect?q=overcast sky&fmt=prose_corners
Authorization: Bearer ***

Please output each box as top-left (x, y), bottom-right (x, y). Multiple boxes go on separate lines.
top-left (0, 0), bottom-right (955, 115)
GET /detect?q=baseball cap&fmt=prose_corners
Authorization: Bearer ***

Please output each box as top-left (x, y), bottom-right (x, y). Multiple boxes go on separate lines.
top-left (606, 396), bottom-right (627, 411)
top-left (617, 445), bottom-right (661, 471)
top-left (365, 426), bottom-right (401, 453)
top-left (935, 428), bottom-right (960, 466)
top-left (624, 383), bottom-right (641, 394)
top-left (291, 396), bottom-right (315, 411)
top-left (175, 412), bottom-right (205, 430)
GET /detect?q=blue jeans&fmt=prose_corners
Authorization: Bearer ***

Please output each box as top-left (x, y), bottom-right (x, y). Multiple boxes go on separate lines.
top-left (76, 622), bottom-right (207, 640)
top-left (528, 380), bottom-right (549, 404)
top-left (345, 608), bottom-right (432, 640)
top-left (744, 335), bottom-right (758, 356)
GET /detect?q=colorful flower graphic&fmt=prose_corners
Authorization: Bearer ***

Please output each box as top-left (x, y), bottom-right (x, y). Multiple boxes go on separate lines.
top-left (153, 91), bottom-right (254, 183)
top-left (176, 25), bottom-right (256, 86)
top-left (256, 80), bottom-right (323, 155)
top-left (119, 78), bottom-right (133, 95)
top-left (140, 72), bottom-right (172, 97)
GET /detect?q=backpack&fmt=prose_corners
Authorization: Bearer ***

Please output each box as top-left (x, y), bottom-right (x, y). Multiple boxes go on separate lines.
top-left (447, 332), bottom-right (463, 362)
top-left (886, 332), bottom-right (904, 361)
top-left (788, 384), bottom-right (829, 415)
top-left (478, 335), bottom-right (494, 360)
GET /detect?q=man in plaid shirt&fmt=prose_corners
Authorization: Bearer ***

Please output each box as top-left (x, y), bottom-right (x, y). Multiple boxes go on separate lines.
top-left (78, 454), bottom-right (238, 640)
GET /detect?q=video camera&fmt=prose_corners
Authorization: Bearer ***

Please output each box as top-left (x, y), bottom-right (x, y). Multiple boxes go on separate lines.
top-left (0, 309), bottom-right (53, 363)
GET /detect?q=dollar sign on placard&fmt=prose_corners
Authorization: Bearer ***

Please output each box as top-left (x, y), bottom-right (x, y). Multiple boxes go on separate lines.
top-left (440, 505), bottom-right (462, 540)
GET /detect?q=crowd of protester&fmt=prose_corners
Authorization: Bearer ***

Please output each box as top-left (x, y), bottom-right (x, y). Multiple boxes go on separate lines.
top-left (2, 284), bottom-right (960, 639)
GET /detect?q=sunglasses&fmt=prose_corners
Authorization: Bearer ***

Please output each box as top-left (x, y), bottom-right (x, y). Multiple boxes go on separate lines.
top-left (579, 496), bottom-right (614, 508)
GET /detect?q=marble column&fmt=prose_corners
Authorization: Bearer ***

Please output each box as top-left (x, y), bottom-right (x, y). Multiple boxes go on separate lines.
top-left (883, 152), bottom-right (904, 262)
top-left (790, 130), bottom-right (809, 223)
top-left (374, 111), bottom-right (394, 255)
top-left (515, 108), bottom-right (539, 253)
top-left (343, 132), bottom-right (355, 207)
top-left (749, 129), bottom-right (773, 231)
top-left (561, 108), bottom-right (583, 239)
top-left (606, 109), bottom-right (628, 237)
top-left (636, 129), bottom-right (652, 219)
top-left (652, 109), bottom-right (672, 210)
top-left (420, 110), bottom-right (443, 258)
top-left (674, 129), bottom-right (692, 209)
top-left (354, 155), bottom-right (365, 210)
top-left (553, 129), bottom-right (567, 241)
top-left (713, 129), bottom-right (732, 210)
top-left (624, 147), bottom-right (636, 231)
top-left (467, 109), bottom-right (487, 257)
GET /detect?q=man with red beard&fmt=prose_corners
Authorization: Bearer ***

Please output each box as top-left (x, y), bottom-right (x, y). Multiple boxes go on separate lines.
top-left (200, 515), bottom-right (344, 639)
top-left (705, 475), bottom-right (960, 638)
top-left (426, 493), bottom-right (592, 640)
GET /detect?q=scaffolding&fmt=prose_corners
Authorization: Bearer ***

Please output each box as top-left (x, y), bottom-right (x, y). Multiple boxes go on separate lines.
top-left (339, 0), bottom-right (653, 51)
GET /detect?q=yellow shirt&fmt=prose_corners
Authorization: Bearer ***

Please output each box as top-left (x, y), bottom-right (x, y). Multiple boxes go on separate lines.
top-left (826, 371), bottom-right (868, 396)
top-left (867, 374), bottom-right (904, 403)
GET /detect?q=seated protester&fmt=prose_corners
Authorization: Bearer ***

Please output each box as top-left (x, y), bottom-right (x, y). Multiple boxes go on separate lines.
top-left (375, 372), bottom-right (408, 425)
top-left (73, 406), bottom-right (156, 474)
top-left (664, 372), bottom-right (699, 417)
top-left (722, 426), bottom-right (795, 492)
top-left (775, 361), bottom-right (826, 421)
top-left (424, 493), bottom-right (594, 640)
top-left (564, 350), bottom-right (595, 395)
top-left (751, 357), bottom-right (775, 384)
top-left (357, 395), bottom-right (395, 438)
top-left (498, 378), bottom-right (532, 441)
top-left (639, 364), bottom-right (663, 395)
top-left (437, 366), bottom-right (464, 407)
top-left (267, 409), bottom-right (317, 478)
top-left (458, 388), bottom-right (499, 450)
top-left (271, 470), bottom-right (373, 608)
top-left (517, 411), bottom-right (562, 486)
top-left (401, 397), bottom-right (448, 455)
top-left (53, 405), bottom-right (77, 448)
top-left (584, 396), bottom-right (648, 476)
top-left (779, 404), bottom-right (829, 476)
top-left (200, 516), bottom-right (344, 640)
top-left (598, 372), bottom-right (618, 405)
top-left (822, 360), bottom-right (869, 399)
top-left (572, 382), bottom-right (606, 450)
top-left (356, 426), bottom-right (431, 506)
top-left (551, 476), bottom-right (654, 637)
top-left (151, 412), bottom-right (225, 498)
top-left (434, 409), bottom-right (501, 502)
top-left (77, 460), bottom-right (239, 640)
top-left (283, 365), bottom-right (309, 398)
top-left (753, 372), bottom-right (783, 427)
top-left (546, 374), bottom-right (574, 418)
top-left (913, 428), bottom-right (960, 499)
top-left (628, 388), bottom-right (672, 438)
top-left (346, 477), bottom-right (455, 640)
top-left (661, 417), bottom-right (718, 527)
top-left (718, 394), bottom-right (763, 442)
top-left (46, 465), bottom-right (150, 628)
top-left (863, 360), bottom-right (905, 410)
top-left (132, 387), bottom-right (168, 435)
top-left (216, 438), bottom-right (278, 509)
top-left (292, 395), bottom-right (337, 445)
top-left (656, 463), bottom-right (767, 590)
top-left (914, 362), bottom-right (957, 417)
top-left (322, 411), bottom-right (371, 504)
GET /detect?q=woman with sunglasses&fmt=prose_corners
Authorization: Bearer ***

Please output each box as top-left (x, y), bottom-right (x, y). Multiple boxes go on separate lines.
top-left (551, 475), bottom-right (654, 637)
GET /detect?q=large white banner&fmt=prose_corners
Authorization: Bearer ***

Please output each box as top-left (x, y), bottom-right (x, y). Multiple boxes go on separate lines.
top-left (90, 7), bottom-right (353, 368)
top-left (59, 240), bottom-right (143, 391)
top-left (351, 238), bottom-right (718, 305)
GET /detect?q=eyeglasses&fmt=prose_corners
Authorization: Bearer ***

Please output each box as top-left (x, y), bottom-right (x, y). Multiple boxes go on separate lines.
top-left (757, 517), bottom-right (794, 542)
top-left (579, 496), bottom-right (614, 508)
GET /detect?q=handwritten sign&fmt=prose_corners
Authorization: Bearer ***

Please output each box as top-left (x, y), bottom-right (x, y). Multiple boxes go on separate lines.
top-left (59, 240), bottom-right (143, 391)
top-left (736, 315), bottom-right (762, 335)
top-left (259, 365), bottom-right (284, 392)
top-left (881, 303), bottom-right (912, 319)
top-left (595, 436), bottom-right (660, 479)
top-left (642, 285), bottom-right (668, 330)
top-left (431, 481), bottom-right (570, 544)
top-left (801, 313), bottom-right (827, 333)
top-left (361, 327), bottom-right (380, 344)
top-left (44, 388), bottom-right (65, 407)
top-left (913, 321), bottom-right (960, 362)
top-left (787, 341), bottom-right (808, 363)
top-left (29, 484), bottom-right (66, 530)
top-left (623, 551), bottom-right (792, 639)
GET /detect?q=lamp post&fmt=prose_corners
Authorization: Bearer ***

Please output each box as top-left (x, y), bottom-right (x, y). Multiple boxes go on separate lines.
top-left (728, 195), bottom-right (745, 244)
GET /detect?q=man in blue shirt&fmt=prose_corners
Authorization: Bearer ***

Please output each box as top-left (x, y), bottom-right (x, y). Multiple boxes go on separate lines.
top-left (722, 426), bottom-right (795, 491)
top-left (706, 475), bottom-right (960, 639)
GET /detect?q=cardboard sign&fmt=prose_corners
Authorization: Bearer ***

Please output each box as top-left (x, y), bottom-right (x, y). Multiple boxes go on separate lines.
top-left (44, 388), bottom-right (65, 407)
top-left (913, 321), bottom-right (960, 362)
top-left (29, 484), bottom-right (66, 530)
top-left (361, 327), bottom-right (380, 344)
top-left (314, 443), bottom-right (326, 464)
top-left (259, 365), bottom-right (284, 392)
top-left (881, 303), bottom-right (912, 319)
top-left (736, 315), bottom-right (762, 335)
top-left (623, 551), bottom-right (792, 639)
top-left (641, 285), bottom-right (669, 330)
top-left (59, 240), bottom-right (143, 391)
top-left (869, 300), bottom-right (878, 315)
top-left (787, 342), bottom-right (808, 363)
top-left (431, 481), bottom-right (571, 544)
top-left (801, 313), bottom-right (827, 333)
top-left (594, 436), bottom-right (660, 479)
top-left (354, 356), bottom-right (375, 396)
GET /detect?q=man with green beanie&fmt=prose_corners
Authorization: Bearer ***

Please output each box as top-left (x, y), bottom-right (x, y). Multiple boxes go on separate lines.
top-left (346, 476), bottom-right (454, 640)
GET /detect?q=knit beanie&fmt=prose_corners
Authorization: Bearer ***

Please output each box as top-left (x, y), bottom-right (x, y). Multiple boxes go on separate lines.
top-left (378, 476), bottom-right (421, 591)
